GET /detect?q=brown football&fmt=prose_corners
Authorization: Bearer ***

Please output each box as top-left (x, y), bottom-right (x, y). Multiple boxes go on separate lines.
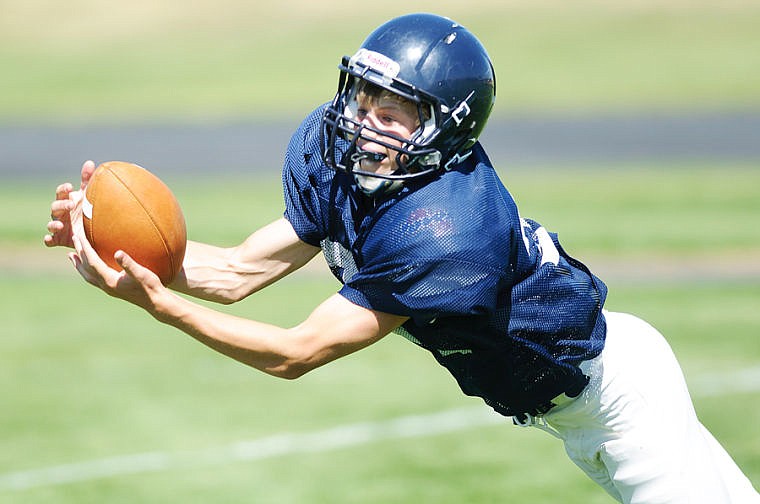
top-left (82, 161), bottom-right (187, 285)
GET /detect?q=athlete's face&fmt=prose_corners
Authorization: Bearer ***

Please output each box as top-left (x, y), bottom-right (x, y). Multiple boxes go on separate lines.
top-left (354, 94), bottom-right (419, 176)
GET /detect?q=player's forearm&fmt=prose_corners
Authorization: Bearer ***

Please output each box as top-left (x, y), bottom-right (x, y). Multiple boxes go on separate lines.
top-left (170, 241), bottom-right (301, 304)
top-left (170, 219), bottom-right (320, 304)
top-left (169, 240), bottom-right (255, 304)
top-left (148, 290), bottom-right (402, 380)
top-left (151, 288), bottom-right (312, 378)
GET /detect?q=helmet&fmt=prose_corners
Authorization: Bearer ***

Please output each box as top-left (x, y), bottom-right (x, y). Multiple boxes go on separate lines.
top-left (321, 13), bottom-right (496, 195)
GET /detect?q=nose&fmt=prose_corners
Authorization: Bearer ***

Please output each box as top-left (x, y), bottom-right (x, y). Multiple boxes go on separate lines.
top-left (356, 118), bottom-right (380, 148)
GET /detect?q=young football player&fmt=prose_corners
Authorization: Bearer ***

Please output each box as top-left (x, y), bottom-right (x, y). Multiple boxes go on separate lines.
top-left (46, 13), bottom-right (759, 503)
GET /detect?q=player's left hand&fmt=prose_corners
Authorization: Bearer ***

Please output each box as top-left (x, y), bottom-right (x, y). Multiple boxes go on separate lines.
top-left (45, 160), bottom-right (96, 249)
top-left (69, 231), bottom-right (165, 313)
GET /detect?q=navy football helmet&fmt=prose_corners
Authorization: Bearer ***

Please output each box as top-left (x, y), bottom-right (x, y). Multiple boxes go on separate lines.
top-left (321, 13), bottom-right (496, 195)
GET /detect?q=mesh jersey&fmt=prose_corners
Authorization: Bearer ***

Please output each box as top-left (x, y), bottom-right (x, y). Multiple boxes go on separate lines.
top-left (283, 106), bottom-right (608, 417)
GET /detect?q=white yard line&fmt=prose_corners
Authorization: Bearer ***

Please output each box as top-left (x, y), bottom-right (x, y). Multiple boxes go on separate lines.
top-left (2, 366), bottom-right (759, 492)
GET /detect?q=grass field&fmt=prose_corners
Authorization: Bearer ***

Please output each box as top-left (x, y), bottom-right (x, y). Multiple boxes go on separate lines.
top-left (1, 166), bottom-right (759, 503)
top-left (1, 1), bottom-right (759, 502)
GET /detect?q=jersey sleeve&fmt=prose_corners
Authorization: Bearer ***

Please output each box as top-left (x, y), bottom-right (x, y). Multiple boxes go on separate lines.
top-left (282, 106), bottom-right (329, 247)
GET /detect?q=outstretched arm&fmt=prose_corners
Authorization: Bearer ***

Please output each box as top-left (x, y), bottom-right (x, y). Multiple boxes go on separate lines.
top-left (46, 161), bottom-right (320, 305)
top-left (49, 161), bottom-right (406, 377)
top-left (155, 288), bottom-right (406, 378)
top-left (69, 232), bottom-right (407, 378)
top-left (169, 218), bottom-right (321, 304)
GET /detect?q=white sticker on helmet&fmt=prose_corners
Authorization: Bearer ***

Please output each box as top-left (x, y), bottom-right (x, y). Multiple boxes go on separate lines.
top-left (350, 48), bottom-right (400, 79)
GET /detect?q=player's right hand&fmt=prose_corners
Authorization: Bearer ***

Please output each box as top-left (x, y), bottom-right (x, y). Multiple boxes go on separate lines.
top-left (44, 160), bottom-right (96, 249)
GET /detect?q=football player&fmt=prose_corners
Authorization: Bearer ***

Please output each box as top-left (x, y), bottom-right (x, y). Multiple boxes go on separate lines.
top-left (46, 13), bottom-right (759, 503)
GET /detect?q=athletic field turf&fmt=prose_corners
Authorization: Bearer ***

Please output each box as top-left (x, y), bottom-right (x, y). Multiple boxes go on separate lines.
top-left (2, 166), bottom-right (759, 502)
top-left (1, 1), bottom-right (758, 501)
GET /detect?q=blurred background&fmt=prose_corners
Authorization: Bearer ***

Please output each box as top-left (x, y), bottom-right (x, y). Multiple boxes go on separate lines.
top-left (2, 0), bottom-right (759, 176)
top-left (1, 1), bottom-right (759, 502)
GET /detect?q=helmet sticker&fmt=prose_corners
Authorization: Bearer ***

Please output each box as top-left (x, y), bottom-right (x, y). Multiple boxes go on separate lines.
top-left (350, 48), bottom-right (400, 80)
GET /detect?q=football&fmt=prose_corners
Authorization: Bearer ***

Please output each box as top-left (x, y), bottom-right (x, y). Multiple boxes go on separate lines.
top-left (82, 161), bottom-right (187, 285)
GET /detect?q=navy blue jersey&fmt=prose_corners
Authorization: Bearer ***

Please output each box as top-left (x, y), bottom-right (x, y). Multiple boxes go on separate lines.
top-left (283, 106), bottom-right (607, 416)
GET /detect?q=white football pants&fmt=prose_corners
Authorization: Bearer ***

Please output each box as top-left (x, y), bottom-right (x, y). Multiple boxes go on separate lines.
top-left (540, 311), bottom-right (760, 503)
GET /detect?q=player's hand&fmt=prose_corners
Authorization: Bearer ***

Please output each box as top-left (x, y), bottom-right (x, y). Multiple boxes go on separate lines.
top-left (68, 231), bottom-right (166, 313)
top-left (44, 160), bottom-right (96, 248)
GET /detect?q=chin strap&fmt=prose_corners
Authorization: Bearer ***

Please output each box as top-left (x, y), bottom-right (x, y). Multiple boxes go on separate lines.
top-left (354, 173), bottom-right (402, 196)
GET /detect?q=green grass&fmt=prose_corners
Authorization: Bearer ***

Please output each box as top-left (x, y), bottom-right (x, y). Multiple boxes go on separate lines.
top-left (1, 2), bottom-right (759, 499)
top-left (1, 165), bottom-right (759, 502)
top-left (503, 163), bottom-right (760, 257)
top-left (1, 1), bottom-right (759, 121)
top-left (0, 275), bottom-right (758, 502)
